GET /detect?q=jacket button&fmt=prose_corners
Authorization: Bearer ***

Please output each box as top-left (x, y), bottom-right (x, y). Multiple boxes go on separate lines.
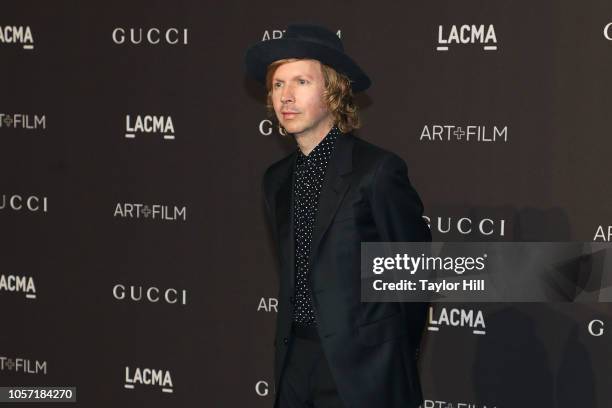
top-left (283, 337), bottom-right (289, 345)
top-left (289, 296), bottom-right (294, 304)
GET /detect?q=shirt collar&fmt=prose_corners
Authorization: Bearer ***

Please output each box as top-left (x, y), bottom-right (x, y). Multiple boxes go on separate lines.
top-left (296, 125), bottom-right (341, 166)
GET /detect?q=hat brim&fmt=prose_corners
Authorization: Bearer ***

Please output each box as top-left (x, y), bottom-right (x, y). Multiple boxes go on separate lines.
top-left (245, 38), bottom-right (371, 93)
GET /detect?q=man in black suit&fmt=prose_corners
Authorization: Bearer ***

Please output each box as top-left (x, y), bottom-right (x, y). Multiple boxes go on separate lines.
top-left (245, 24), bottom-right (432, 408)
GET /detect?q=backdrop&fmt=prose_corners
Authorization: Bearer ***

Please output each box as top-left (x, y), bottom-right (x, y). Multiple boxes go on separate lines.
top-left (2, 1), bottom-right (612, 407)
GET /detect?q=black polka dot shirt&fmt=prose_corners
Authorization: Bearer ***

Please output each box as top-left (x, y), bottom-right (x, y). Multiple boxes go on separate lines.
top-left (291, 125), bottom-right (340, 326)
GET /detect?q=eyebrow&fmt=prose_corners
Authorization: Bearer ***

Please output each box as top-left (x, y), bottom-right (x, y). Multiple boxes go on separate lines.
top-left (272, 75), bottom-right (312, 83)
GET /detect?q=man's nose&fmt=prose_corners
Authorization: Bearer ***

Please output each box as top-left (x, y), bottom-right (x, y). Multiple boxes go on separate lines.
top-left (280, 84), bottom-right (294, 103)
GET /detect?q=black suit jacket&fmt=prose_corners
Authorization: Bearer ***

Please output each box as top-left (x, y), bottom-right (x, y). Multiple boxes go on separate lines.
top-left (263, 132), bottom-right (432, 408)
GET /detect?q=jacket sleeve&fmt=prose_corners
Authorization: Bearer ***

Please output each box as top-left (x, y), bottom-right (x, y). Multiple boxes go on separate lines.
top-left (369, 153), bottom-right (431, 355)
top-left (369, 153), bottom-right (431, 243)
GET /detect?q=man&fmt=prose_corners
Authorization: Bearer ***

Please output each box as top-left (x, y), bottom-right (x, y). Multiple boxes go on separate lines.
top-left (245, 24), bottom-right (432, 408)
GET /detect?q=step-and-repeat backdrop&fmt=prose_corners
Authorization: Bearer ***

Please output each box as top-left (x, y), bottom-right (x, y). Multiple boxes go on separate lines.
top-left (2, 1), bottom-right (612, 407)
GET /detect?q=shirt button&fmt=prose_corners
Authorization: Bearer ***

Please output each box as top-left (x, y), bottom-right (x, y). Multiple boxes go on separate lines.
top-left (283, 337), bottom-right (289, 345)
top-left (289, 296), bottom-right (294, 304)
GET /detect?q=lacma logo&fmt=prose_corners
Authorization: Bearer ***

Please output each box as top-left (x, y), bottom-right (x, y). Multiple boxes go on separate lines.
top-left (428, 306), bottom-right (486, 335)
top-left (125, 114), bottom-right (175, 140)
top-left (0, 274), bottom-right (36, 299)
top-left (124, 366), bottom-right (174, 393)
top-left (437, 24), bottom-right (498, 51)
top-left (0, 25), bottom-right (34, 49)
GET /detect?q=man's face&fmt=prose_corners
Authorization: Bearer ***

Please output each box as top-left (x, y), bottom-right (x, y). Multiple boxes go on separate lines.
top-left (271, 59), bottom-right (333, 139)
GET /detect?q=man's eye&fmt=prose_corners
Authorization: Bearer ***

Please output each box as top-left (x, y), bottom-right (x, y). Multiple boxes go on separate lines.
top-left (299, 79), bottom-right (307, 85)
top-left (273, 82), bottom-right (282, 88)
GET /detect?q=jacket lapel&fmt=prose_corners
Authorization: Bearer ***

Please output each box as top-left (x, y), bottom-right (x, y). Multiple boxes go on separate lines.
top-left (308, 134), bottom-right (354, 275)
top-left (273, 133), bottom-right (355, 291)
top-left (275, 154), bottom-right (296, 291)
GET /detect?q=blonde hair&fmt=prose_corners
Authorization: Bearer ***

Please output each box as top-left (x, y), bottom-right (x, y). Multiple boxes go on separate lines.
top-left (265, 58), bottom-right (361, 134)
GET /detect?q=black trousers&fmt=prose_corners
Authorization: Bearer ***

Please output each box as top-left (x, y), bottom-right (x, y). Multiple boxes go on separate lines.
top-left (277, 323), bottom-right (345, 408)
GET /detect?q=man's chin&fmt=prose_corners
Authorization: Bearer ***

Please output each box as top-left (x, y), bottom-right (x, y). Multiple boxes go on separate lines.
top-left (282, 124), bottom-right (304, 135)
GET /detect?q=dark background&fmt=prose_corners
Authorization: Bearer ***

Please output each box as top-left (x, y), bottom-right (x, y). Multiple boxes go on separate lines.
top-left (1, 1), bottom-right (611, 407)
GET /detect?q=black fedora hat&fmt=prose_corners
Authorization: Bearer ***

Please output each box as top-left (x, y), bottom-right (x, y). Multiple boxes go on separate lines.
top-left (244, 23), bottom-right (371, 93)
